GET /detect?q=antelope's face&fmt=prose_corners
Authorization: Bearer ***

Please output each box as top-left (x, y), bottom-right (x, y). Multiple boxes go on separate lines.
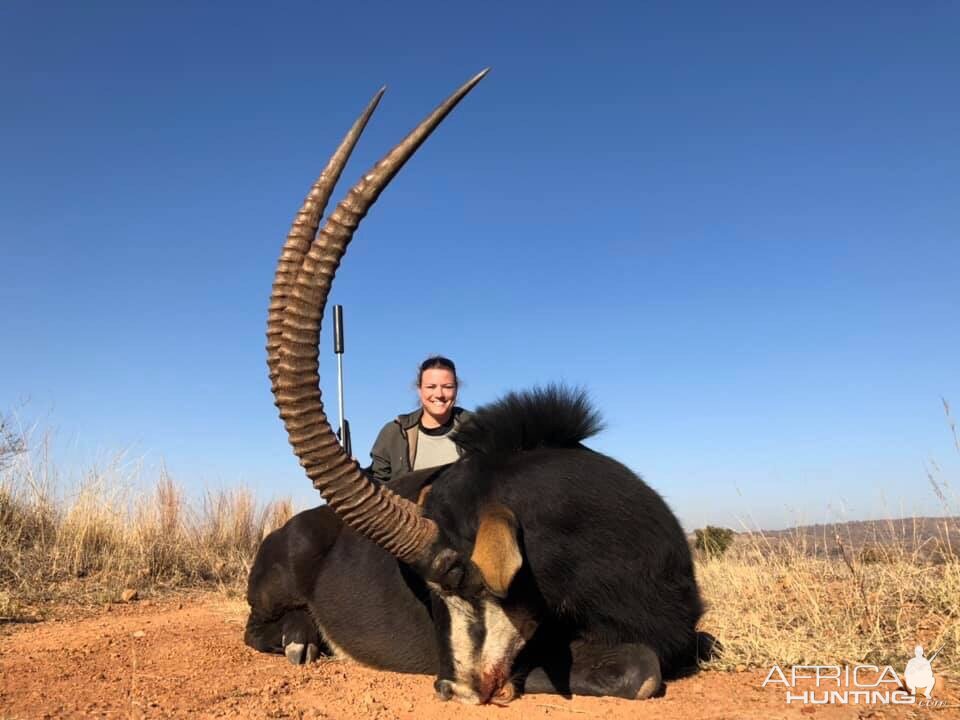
top-left (433, 592), bottom-right (538, 703)
top-left (426, 504), bottom-right (540, 704)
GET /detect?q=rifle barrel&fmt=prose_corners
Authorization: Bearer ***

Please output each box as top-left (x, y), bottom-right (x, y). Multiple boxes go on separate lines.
top-left (333, 305), bottom-right (347, 452)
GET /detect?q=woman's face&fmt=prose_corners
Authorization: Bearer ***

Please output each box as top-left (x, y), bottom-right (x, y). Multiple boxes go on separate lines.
top-left (419, 368), bottom-right (458, 427)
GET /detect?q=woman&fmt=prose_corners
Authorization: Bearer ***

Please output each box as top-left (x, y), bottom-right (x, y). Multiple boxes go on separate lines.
top-left (368, 356), bottom-right (471, 483)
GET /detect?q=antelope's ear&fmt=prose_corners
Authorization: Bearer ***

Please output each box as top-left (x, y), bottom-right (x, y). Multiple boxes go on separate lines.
top-left (470, 504), bottom-right (522, 598)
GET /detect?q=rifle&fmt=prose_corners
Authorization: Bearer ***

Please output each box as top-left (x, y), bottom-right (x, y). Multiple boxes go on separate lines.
top-left (333, 304), bottom-right (351, 457)
top-left (927, 643), bottom-right (945, 664)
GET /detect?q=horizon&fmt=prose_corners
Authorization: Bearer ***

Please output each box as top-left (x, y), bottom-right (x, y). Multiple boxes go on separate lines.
top-left (2, 2), bottom-right (958, 530)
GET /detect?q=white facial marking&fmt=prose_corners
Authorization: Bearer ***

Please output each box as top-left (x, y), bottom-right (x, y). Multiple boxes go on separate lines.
top-left (443, 596), bottom-right (478, 680)
top-left (440, 594), bottom-right (538, 703)
top-left (479, 602), bottom-right (535, 674)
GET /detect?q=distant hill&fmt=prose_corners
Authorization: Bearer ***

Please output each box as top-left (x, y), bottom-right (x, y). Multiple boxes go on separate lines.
top-left (705, 517), bottom-right (960, 562)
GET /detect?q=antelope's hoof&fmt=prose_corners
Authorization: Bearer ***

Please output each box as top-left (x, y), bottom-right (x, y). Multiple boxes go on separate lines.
top-left (284, 641), bottom-right (320, 665)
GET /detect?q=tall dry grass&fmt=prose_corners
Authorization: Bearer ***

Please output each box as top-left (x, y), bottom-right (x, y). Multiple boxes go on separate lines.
top-left (2, 409), bottom-right (958, 679)
top-left (0, 421), bottom-right (293, 619)
top-left (696, 522), bottom-right (960, 676)
top-left (698, 402), bottom-right (960, 676)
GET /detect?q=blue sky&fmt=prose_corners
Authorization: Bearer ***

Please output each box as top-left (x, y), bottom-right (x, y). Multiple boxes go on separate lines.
top-left (1, 2), bottom-right (957, 529)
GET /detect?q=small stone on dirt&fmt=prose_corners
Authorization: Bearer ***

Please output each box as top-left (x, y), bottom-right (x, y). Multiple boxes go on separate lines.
top-left (132, 630), bottom-right (146, 638)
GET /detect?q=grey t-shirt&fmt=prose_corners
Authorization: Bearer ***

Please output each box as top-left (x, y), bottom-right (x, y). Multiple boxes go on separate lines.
top-left (413, 427), bottom-right (460, 470)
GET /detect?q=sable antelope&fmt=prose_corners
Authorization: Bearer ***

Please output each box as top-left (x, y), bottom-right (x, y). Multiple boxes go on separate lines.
top-left (249, 71), bottom-right (704, 703)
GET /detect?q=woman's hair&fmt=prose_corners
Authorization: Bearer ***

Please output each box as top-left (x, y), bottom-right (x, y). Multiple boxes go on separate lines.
top-left (416, 355), bottom-right (458, 387)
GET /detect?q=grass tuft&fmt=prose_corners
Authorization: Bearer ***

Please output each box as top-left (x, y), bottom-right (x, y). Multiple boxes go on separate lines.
top-left (697, 525), bottom-right (960, 675)
top-left (0, 424), bottom-right (293, 618)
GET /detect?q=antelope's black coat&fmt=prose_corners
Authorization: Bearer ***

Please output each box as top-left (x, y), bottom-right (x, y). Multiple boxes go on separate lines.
top-left (245, 387), bottom-right (704, 694)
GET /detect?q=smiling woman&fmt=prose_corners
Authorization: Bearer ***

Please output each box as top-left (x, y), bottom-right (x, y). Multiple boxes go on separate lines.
top-left (368, 356), bottom-right (473, 483)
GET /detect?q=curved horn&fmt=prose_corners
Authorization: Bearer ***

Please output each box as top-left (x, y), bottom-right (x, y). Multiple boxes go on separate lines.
top-left (267, 89), bottom-right (384, 388)
top-left (272, 70), bottom-right (488, 565)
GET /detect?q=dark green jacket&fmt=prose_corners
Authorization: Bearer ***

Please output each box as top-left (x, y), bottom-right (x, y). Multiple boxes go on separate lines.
top-left (368, 406), bottom-right (471, 483)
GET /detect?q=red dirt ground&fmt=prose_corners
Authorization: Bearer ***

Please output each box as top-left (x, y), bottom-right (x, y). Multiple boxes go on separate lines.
top-left (0, 593), bottom-right (953, 719)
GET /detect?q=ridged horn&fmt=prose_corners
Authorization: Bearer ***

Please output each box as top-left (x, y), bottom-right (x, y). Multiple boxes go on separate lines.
top-left (267, 89), bottom-right (384, 388)
top-left (271, 70), bottom-right (488, 564)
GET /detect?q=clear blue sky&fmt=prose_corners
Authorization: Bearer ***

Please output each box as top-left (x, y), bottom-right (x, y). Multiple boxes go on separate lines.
top-left (1, 2), bottom-right (957, 530)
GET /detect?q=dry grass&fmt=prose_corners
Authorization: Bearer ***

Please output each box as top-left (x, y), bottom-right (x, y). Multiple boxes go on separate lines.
top-left (0, 424), bottom-right (293, 619)
top-left (2, 411), bottom-right (958, 681)
top-left (697, 523), bottom-right (960, 676)
top-left (698, 404), bottom-right (960, 677)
